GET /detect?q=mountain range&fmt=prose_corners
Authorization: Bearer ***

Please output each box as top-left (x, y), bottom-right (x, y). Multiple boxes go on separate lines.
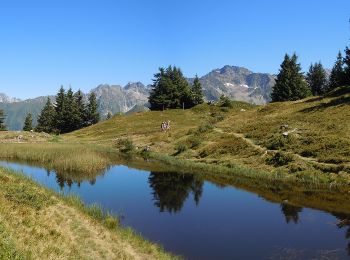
top-left (0, 65), bottom-right (275, 130)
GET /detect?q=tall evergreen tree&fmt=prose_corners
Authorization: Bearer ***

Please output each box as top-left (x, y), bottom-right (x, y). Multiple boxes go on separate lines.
top-left (0, 109), bottom-right (6, 131)
top-left (36, 97), bottom-right (56, 133)
top-left (343, 46), bottom-right (350, 85)
top-left (149, 68), bottom-right (168, 110)
top-left (54, 86), bottom-right (66, 133)
top-left (306, 62), bottom-right (327, 96)
top-left (63, 88), bottom-right (80, 133)
top-left (74, 90), bottom-right (86, 128)
top-left (328, 51), bottom-right (345, 91)
top-left (23, 113), bottom-right (33, 131)
top-left (149, 66), bottom-right (195, 110)
top-left (86, 92), bottom-right (99, 126)
top-left (271, 54), bottom-right (310, 102)
top-left (191, 75), bottom-right (204, 105)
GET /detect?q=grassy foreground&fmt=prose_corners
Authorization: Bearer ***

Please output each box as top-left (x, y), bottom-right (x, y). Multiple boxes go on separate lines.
top-left (0, 166), bottom-right (177, 260)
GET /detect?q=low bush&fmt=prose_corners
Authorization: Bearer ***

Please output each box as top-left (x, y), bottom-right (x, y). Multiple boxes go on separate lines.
top-left (197, 123), bottom-right (214, 134)
top-left (188, 136), bottom-right (202, 149)
top-left (266, 152), bottom-right (294, 166)
top-left (117, 138), bottom-right (135, 154)
top-left (175, 144), bottom-right (188, 154)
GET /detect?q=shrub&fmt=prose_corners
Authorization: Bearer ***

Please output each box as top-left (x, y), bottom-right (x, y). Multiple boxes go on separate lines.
top-left (175, 144), bottom-right (188, 154)
top-left (210, 112), bottom-right (225, 123)
top-left (266, 152), bottom-right (293, 166)
top-left (219, 95), bottom-right (233, 108)
top-left (189, 136), bottom-right (202, 149)
top-left (197, 123), bottom-right (214, 134)
top-left (117, 138), bottom-right (135, 154)
top-left (199, 149), bottom-right (209, 158)
top-left (266, 134), bottom-right (297, 150)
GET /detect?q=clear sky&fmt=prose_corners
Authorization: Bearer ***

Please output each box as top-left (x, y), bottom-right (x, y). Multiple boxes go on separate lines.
top-left (1, 0), bottom-right (349, 99)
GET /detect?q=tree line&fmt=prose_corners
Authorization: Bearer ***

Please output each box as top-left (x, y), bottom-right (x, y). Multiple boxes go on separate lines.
top-left (0, 109), bottom-right (5, 131)
top-left (271, 45), bottom-right (350, 102)
top-left (148, 66), bottom-right (204, 110)
top-left (31, 86), bottom-right (100, 133)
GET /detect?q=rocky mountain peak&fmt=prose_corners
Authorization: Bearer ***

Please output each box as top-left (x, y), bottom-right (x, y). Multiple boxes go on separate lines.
top-left (0, 93), bottom-right (21, 103)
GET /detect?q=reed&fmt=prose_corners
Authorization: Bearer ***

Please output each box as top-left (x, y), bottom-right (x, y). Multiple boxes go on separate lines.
top-left (0, 143), bottom-right (111, 174)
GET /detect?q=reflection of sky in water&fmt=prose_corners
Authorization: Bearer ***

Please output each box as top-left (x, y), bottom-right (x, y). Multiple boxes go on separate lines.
top-left (0, 161), bottom-right (349, 260)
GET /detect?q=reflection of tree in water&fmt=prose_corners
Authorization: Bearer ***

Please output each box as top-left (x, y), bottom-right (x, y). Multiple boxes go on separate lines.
top-left (148, 171), bottom-right (204, 213)
top-left (333, 213), bottom-right (350, 255)
top-left (54, 168), bottom-right (107, 190)
top-left (280, 203), bottom-right (303, 224)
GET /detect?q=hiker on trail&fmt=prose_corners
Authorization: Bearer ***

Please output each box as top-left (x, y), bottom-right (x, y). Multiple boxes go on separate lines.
top-left (161, 120), bottom-right (171, 132)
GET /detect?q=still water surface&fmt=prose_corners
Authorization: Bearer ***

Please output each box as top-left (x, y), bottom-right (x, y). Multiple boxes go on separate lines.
top-left (0, 160), bottom-right (349, 259)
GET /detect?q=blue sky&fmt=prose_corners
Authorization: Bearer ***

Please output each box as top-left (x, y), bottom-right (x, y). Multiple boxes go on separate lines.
top-left (0, 0), bottom-right (349, 99)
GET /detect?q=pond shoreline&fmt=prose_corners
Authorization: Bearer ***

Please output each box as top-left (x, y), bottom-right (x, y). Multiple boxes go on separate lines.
top-left (0, 166), bottom-right (178, 259)
top-left (1, 141), bottom-right (350, 216)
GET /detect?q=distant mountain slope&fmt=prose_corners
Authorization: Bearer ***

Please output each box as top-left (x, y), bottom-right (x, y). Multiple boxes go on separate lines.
top-left (0, 83), bottom-right (150, 130)
top-left (0, 96), bottom-right (49, 130)
top-left (93, 82), bottom-right (149, 117)
top-left (0, 65), bottom-right (276, 130)
top-left (194, 65), bottom-right (275, 104)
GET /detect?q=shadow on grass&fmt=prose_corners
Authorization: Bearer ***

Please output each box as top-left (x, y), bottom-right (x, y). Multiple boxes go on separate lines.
top-left (300, 95), bottom-right (350, 113)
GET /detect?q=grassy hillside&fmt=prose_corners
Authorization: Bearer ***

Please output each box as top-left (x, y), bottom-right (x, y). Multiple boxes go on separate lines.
top-left (66, 86), bottom-right (350, 178)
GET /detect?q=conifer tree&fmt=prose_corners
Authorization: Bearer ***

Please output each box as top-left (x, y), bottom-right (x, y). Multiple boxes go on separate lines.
top-left (36, 97), bottom-right (56, 133)
top-left (306, 62), bottom-right (327, 96)
top-left (271, 54), bottom-right (310, 102)
top-left (106, 111), bottom-right (112, 120)
top-left (149, 66), bottom-right (195, 110)
top-left (328, 51), bottom-right (345, 91)
top-left (0, 109), bottom-right (6, 131)
top-left (63, 88), bottom-right (79, 133)
top-left (343, 46), bottom-right (350, 85)
top-left (86, 92), bottom-right (99, 126)
top-left (191, 75), bottom-right (204, 105)
top-left (23, 113), bottom-right (33, 131)
top-left (149, 68), bottom-right (169, 110)
top-left (74, 90), bottom-right (86, 128)
top-left (55, 86), bottom-right (66, 133)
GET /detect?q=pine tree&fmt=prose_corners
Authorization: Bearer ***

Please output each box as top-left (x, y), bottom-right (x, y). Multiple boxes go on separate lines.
top-left (343, 46), bottom-right (350, 85)
top-left (54, 86), bottom-right (66, 133)
top-left (23, 113), bottom-right (33, 131)
top-left (271, 54), bottom-right (310, 102)
top-left (191, 75), bottom-right (204, 105)
top-left (149, 68), bottom-right (169, 110)
top-left (74, 90), bottom-right (86, 128)
top-left (63, 88), bottom-right (80, 133)
top-left (149, 66), bottom-right (195, 110)
top-left (328, 51), bottom-right (345, 91)
top-left (0, 109), bottom-right (6, 131)
top-left (306, 62), bottom-right (327, 96)
top-left (86, 92), bottom-right (99, 126)
top-left (106, 111), bottom-right (113, 120)
top-left (36, 97), bottom-right (56, 133)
